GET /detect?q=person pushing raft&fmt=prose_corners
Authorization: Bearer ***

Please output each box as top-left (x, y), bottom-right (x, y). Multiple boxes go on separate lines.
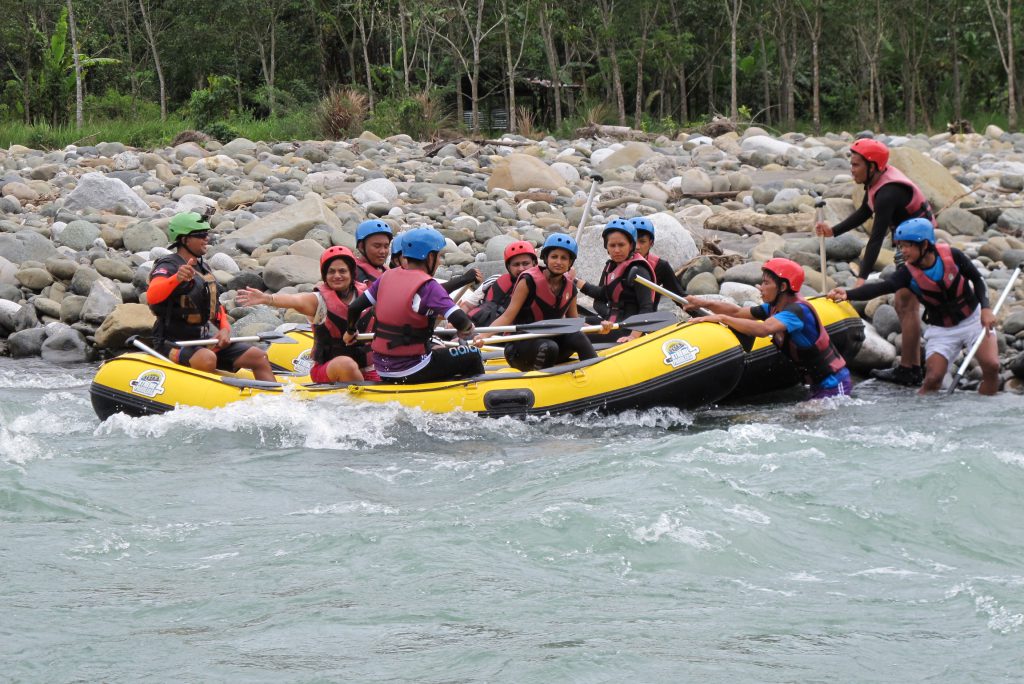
top-left (478, 234), bottom-right (611, 371)
top-left (814, 138), bottom-right (935, 386)
top-left (828, 218), bottom-right (999, 396)
top-left (147, 212), bottom-right (274, 381)
top-left (344, 226), bottom-right (484, 384)
top-left (686, 258), bottom-right (852, 399)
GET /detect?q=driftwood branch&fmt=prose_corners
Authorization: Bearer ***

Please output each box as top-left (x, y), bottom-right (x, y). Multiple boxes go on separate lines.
top-left (573, 124), bottom-right (660, 142)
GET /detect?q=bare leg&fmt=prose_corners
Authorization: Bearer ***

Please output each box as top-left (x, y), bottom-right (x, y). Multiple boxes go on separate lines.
top-left (974, 331), bottom-right (1001, 396)
top-left (326, 356), bottom-right (363, 383)
top-left (186, 348), bottom-right (218, 373)
top-left (895, 289), bottom-right (921, 367)
top-left (233, 347), bottom-right (275, 382)
top-left (918, 353), bottom-right (948, 395)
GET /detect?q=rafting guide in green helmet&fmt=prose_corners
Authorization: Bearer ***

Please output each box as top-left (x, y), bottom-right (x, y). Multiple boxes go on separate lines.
top-left (147, 212), bottom-right (274, 381)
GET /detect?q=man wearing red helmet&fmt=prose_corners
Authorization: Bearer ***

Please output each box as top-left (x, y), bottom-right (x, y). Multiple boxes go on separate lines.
top-left (236, 246), bottom-right (373, 383)
top-left (814, 138), bottom-right (935, 386)
top-left (462, 240), bottom-right (539, 325)
top-left (686, 258), bottom-right (851, 399)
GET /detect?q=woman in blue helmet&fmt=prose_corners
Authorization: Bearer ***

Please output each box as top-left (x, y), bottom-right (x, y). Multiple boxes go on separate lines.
top-left (353, 219), bottom-right (394, 283)
top-left (828, 218), bottom-right (999, 395)
top-left (630, 216), bottom-right (688, 307)
top-left (344, 226), bottom-right (484, 383)
top-left (479, 233), bottom-right (610, 371)
top-left (577, 218), bottom-right (656, 343)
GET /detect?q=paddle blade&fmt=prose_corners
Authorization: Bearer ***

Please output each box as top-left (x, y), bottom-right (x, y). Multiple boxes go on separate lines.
top-left (617, 311), bottom-right (679, 332)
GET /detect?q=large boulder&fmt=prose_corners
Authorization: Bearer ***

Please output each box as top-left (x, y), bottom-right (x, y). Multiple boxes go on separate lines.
top-left (848, 324), bottom-right (896, 371)
top-left (8, 327), bottom-right (47, 358)
top-left (55, 220), bottom-right (101, 250)
top-left (0, 231), bottom-right (59, 264)
top-left (646, 212), bottom-right (700, 267)
top-left (122, 221), bottom-right (168, 253)
top-left (230, 194), bottom-right (342, 245)
top-left (594, 142), bottom-right (655, 171)
top-left (80, 277), bottom-right (123, 325)
top-left (40, 325), bottom-right (92, 363)
top-left (740, 135), bottom-right (800, 157)
top-left (353, 178), bottom-right (399, 204)
top-left (94, 303), bottom-right (156, 349)
top-left (262, 254), bottom-right (320, 290)
top-left (486, 154), bottom-right (567, 192)
top-left (635, 155), bottom-right (677, 182)
top-left (62, 172), bottom-right (150, 214)
top-left (938, 207), bottom-right (985, 237)
top-left (871, 303), bottom-right (901, 338)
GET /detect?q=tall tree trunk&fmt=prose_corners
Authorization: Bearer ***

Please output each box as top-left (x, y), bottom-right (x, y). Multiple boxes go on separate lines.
top-left (66, 0), bottom-right (83, 128)
top-left (724, 0), bottom-right (742, 120)
top-left (951, 2), bottom-right (962, 123)
top-left (138, 0), bottom-right (166, 121)
top-left (399, 0), bottom-right (410, 91)
top-left (120, 0), bottom-right (139, 116)
top-left (759, 29), bottom-right (771, 126)
top-left (356, 4), bottom-right (375, 110)
top-left (609, 41), bottom-right (626, 126)
top-left (539, 6), bottom-right (562, 128)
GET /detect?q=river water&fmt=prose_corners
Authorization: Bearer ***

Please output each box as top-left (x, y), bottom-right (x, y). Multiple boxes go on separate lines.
top-left (1, 356), bottom-right (1021, 682)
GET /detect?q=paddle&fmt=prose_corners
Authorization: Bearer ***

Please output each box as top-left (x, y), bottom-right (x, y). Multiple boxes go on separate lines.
top-left (476, 311), bottom-right (678, 345)
top-left (634, 275), bottom-right (756, 351)
top-left (128, 335), bottom-right (173, 363)
top-left (573, 173), bottom-right (603, 242)
top-left (173, 330), bottom-right (299, 347)
top-left (946, 265), bottom-right (1021, 395)
top-left (363, 317), bottom-right (588, 341)
top-left (813, 192), bottom-right (827, 292)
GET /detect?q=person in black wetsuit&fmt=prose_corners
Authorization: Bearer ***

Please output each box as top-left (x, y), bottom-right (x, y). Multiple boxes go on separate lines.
top-left (828, 218), bottom-right (998, 396)
top-left (630, 216), bottom-right (687, 308)
top-left (814, 138), bottom-right (936, 386)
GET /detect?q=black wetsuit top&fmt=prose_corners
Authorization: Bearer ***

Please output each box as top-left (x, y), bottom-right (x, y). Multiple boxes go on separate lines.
top-left (832, 184), bottom-right (913, 278)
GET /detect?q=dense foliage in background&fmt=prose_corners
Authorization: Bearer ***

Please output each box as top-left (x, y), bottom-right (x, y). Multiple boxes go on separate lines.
top-left (0, 0), bottom-right (1018, 146)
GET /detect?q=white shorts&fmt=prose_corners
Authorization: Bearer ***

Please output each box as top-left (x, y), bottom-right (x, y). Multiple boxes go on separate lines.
top-left (922, 306), bottom-right (983, 362)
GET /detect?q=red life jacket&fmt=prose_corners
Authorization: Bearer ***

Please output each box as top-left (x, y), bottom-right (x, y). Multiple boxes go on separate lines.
top-left (643, 252), bottom-right (662, 275)
top-left (599, 252), bottom-right (654, 322)
top-left (770, 295), bottom-right (846, 384)
top-left (514, 266), bottom-right (575, 324)
top-left (866, 166), bottom-right (936, 227)
top-left (904, 243), bottom-right (977, 326)
top-left (468, 273), bottom-right (515, 324)
top-left (354, 257), bottom-right (384, 285)
top-left (312, 281), bottom-right (367, 365)
top-left (370, 268), bottom-right (434, 357)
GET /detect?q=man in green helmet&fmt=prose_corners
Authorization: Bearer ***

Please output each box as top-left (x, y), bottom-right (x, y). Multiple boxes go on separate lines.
top-left (146, 212), bottom-right (274, 380)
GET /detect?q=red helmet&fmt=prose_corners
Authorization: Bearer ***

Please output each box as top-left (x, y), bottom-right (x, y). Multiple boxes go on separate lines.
top-left (849, 138), bottom-right (889, 171)
top-left (503, 240), bottom-right (537, 266)
top-left (762, 258), bottom-right (804, 293)
top-left (320, 245), bottom-right (357, 280)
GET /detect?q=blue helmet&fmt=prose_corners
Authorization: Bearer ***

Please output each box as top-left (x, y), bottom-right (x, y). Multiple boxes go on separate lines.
top-left (390, 232), bottom-right (405, 256)
top-left (629, 216), bottom-right (655, 239)
top-left (355, 219), bottom-right (393, 243)
top-left (401, 226), bottom-right (446, 261)
top-left (893, 218), bottom-right (935, 245)
top-left (602, 218), bottom-right (637, 246)
top-left (540, 233), bottom-right (578, 262)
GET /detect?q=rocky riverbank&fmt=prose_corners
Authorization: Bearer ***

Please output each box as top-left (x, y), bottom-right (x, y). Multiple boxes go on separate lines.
top-left (1, 125), bottom-right (1023, 391)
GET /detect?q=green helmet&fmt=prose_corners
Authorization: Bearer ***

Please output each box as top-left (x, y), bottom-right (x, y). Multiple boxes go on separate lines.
top-left (168, 212), bottom-right (210, 241)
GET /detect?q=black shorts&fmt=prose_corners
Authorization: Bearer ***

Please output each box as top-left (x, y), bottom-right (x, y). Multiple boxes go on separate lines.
top-left (169, 341), bottom-right (253, 371)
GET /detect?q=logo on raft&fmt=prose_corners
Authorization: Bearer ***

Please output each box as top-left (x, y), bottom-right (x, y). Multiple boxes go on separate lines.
top-left (293, 350), bottom-right (314, 375)
top-left (662, 339), bottom-right (699, 368)
top-left (129, 369), bottom-right (167, 397)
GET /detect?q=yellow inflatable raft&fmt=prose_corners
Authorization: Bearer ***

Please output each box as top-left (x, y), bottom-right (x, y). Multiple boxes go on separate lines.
top-left (90, 320), bottom-right (746, 419)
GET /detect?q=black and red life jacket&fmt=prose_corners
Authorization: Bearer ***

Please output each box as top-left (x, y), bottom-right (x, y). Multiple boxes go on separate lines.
top-left (312, 281), bottom-right (367, 365)
top-left (514, 266), bottom-right (576, 324)
top-left (149, 253), bottom-right (220, 344)
top-left (866, 165), bottom-right (936, 228)
top-left (905, 243), bottom-right (977, 326)
top-left (353, 257), bottom-right (385, 285)
top-left (469, 273), bottom-right (515, 326)
top-left (599, 252), bottom-right (654, 322)
top-left (369, 268), bottom-right (434, 357)
top-left (769, 295), bottom-right (847, 384)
